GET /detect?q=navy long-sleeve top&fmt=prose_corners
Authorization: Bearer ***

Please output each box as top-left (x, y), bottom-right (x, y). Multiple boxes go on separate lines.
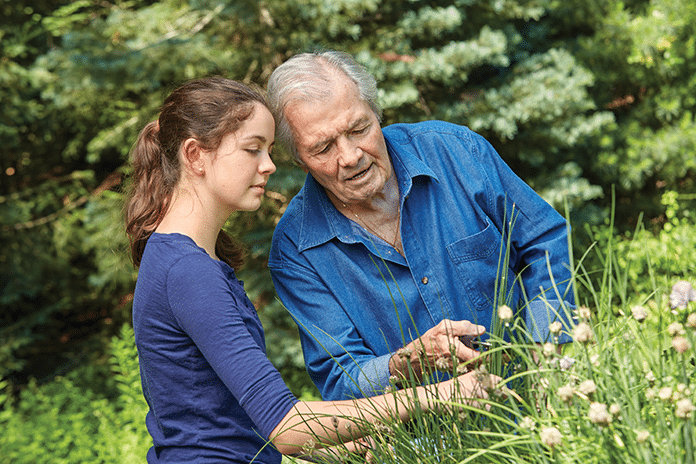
top-left (133, 233), bottom-right (298, 463)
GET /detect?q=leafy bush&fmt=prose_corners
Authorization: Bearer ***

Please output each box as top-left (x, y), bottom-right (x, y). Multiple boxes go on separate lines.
top-left (2, 217), bottom-right (696, 463)
top-left (580, 191), bottom-right (696, 305)
top-left (0, 324), bottom-right (149, 464)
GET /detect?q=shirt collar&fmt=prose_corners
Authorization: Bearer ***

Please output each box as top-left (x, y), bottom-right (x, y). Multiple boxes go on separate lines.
top-left (296, 135), bottom-right (439, 252)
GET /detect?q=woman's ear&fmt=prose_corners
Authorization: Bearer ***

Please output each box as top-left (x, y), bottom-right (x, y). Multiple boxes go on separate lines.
top-left (181, 138), bottom-right (205, 175)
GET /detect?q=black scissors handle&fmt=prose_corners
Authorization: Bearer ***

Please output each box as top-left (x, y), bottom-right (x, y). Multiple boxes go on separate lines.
top-left (460, 335), bottom-right (492, 351)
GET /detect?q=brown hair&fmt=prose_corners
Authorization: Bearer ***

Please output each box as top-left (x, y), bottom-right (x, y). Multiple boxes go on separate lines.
top-left (124, 77), bottom-right (267, 268)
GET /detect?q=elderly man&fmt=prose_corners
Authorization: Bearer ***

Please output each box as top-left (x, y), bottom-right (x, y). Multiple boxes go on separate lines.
top-left (267, 50), bottom-right (574, 401)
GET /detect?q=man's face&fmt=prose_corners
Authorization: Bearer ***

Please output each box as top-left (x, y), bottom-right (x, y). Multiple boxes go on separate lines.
top-left (284, 76), bottom-right (392, 206)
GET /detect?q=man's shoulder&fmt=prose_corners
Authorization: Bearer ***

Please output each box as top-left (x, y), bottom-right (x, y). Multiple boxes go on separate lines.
top-left (383, 120), bottom-right (475, 142)
top-left (269, 186), bottom-right (310, 263)
top-left (273, 191), bottom-right (305, 236)
top-left (384, 121), bottom-right (485, 168)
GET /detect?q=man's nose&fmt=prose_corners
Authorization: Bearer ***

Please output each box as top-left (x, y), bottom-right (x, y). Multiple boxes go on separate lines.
top-left (336, 137), bottom-right (362, 167)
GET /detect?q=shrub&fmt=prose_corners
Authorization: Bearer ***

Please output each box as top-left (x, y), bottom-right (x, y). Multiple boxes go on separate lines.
top-left (580, 191), bottom-right (696, 306)
top-left (2, 212), bottom-right (696, 463)
top-left (0, 324), bottom-right (149, 464)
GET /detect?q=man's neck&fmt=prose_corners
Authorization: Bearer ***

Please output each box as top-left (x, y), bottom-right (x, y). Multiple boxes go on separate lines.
top-left (335, 174), bottom-right (400, 216)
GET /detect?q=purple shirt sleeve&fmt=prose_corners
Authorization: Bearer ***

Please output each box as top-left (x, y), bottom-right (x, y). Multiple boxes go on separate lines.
top-left (167, 253), bottom-right (297, 439)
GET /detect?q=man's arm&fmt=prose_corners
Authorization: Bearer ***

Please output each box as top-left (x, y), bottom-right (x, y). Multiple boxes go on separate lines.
top-left (467, 130), bottom-right (576, 343)
top-left (270, 256), bottom-right (394, 400)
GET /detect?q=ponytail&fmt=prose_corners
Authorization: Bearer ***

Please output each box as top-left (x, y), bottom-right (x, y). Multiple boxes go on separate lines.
top-left (215, 229), bottom-right (246, 270)
top-left (125, 120), bottom-right (177, 267)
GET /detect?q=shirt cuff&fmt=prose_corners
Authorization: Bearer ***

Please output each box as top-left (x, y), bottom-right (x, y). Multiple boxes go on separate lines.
top-left (356, 353), bottom-right (393, 397)
top-left (525, 299), bottom-right (574, 344)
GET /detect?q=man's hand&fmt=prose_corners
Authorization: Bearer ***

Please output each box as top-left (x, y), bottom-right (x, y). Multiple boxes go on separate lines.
top-left (388, 319), bottom-right (485, 382)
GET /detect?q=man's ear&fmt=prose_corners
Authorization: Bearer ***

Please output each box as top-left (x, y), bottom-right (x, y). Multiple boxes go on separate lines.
top-left (182, 138), bottom-right (205, 175)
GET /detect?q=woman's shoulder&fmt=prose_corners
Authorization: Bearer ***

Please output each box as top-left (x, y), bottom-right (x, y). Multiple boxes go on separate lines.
top-left (141, 233), bottom-right (226, 279)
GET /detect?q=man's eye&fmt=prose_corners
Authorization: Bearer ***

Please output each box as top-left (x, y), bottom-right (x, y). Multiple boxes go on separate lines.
top-left (316, 144), bottom-right (332, 155)
top-left (352, 127), bottom-right (367, 135)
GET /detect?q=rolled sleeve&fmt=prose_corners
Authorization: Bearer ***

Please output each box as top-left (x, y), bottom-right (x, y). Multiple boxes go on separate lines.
top-left (356, 354), bottom-right (393, 396)
top-left (525, 299), bottom-right (574, 344)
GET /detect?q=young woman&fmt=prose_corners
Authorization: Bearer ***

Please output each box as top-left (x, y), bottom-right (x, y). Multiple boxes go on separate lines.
top-left (125, 77), bottom-right (496, 463)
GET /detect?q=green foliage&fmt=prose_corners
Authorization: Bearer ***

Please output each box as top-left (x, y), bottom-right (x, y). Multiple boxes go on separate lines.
top-left (0, 324), bottom-right (149, 463)
top-left (576, 0), bottom-right (696, 220)
top-left (0, 173), bottom-right (135, 381)
top-left (581, 191), bottom-right (696, 306)
top-left (3, 228), bottom-right (695, 463)
top-left (2, 0), bottom-right (695, 450)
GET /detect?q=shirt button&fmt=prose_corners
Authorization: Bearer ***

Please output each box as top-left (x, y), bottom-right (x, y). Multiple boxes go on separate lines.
top-left (421, 277), bottom-right (428, 284)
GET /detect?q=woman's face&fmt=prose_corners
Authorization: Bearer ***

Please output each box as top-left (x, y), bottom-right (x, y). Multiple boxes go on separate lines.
top-left (202, 103), bottom-right (276, 213)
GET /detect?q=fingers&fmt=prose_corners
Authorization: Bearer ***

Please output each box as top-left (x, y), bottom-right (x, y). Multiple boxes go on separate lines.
top-left (423, 319), bottom-right (486, 364)
top-left (429, 319), bottom-right (485, 338)
top-left (437, 371), bottom-right (496, 410)
top-left (392, 320), bottom-right (489, 379)
top-left (459, 369), bottom-right (504, 404)
top-left (422, 320), bottom-right (485, 351)
top-left (450, 320), bottom-right (486, 338)
top-left (453, 341), bottom-right (483, 366)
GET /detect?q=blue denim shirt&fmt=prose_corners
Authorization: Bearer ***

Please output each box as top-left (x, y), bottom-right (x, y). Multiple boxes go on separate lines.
top-left (269, 121), bottom-right (574, 401)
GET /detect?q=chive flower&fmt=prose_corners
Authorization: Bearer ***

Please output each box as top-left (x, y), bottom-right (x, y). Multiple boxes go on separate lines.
top-left (549, 321), bottom-right (563, 334)
top-left (573, 322), bottom-right (593, 343)
top-left (668, 322), bottom-right (685, 336)
top-left (675, 398), bottom-right (695, 419)
top-left (498, 305), bottom-right (513, 322)
top-left (631, 305), bottom-right (648, 322)
top-left (636, 430), bottom-right (650, 443)
top-left (672, 336), bottom-right (690, 354)
top-left (540, 427), bottom-right (562, 447)
top-left (687, 313), bottom-right (696, 329)
top-left (576, 306), bottom-right (592, 320)
top-left (588, 402), bottom-right (611, 426)
top-left (558, 384), bottom-right (574, 403)
top-left (578, 380), bottom-right (597, 396)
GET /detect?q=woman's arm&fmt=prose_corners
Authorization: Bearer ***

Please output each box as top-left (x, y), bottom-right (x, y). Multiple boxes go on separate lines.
top-left (269, 369), bottom-right (496, 456)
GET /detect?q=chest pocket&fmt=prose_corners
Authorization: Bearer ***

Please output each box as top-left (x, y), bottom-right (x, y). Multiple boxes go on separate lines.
top-left (445, 220), bottom-right (511, 311)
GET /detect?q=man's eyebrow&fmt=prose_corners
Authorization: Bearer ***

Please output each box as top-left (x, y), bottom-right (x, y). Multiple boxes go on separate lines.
top-left (308, 136), bottom-right (332, 154)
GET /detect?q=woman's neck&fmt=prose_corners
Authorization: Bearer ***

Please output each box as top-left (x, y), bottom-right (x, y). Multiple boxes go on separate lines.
top-left (155, 188), bottom-right (227, 260)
